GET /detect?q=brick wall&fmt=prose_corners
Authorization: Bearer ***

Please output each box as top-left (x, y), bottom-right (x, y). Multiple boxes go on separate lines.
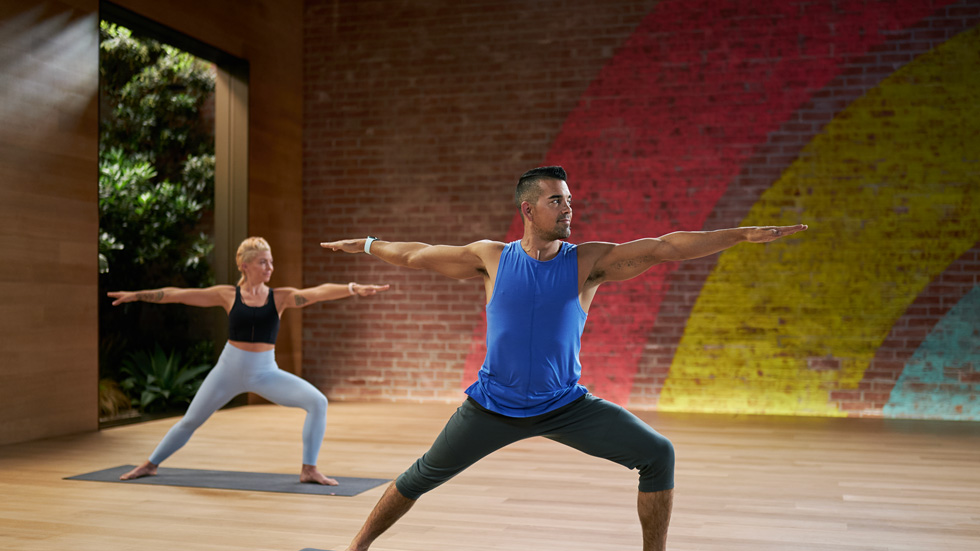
top-left (303, 0), bottom-right (980, 419)
top-left (303, 0), bottom-right (658, 402)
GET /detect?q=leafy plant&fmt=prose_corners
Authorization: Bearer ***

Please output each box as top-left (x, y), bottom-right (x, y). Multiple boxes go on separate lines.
top-left (98, 21), bottom-right (216, 286)
top-left (98, 147), bottom-right (214, 284)
top-left (120, 345), bottom-right (212, 413)
top-left (99, 22), bottom-right (215, 184)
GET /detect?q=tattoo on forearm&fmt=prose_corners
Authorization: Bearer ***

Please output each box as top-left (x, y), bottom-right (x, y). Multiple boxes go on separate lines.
top-left (294, 295), bottom-right (308, 306)
top-left (138, 291), bottom-right (164, 302)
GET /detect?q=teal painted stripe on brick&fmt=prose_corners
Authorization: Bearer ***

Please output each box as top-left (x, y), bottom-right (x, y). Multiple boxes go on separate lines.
top-left (884, 285), bottom-right (980, 420)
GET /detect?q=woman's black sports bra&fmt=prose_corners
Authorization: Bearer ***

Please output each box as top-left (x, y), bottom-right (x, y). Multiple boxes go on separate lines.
top-left (227, 286), bottom-right (280, 344)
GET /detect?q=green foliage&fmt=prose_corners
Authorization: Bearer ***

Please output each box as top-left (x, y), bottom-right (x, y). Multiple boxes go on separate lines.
top-left (98, 20), bottom-right (219, 388)
top-left (99, 22), bottom-right (215, 183)
top-left (98, 21), bottom-right (215, 284)
top-left (98, 147), bottom-right (213, 284)
top-left (98, 22), bottom-right (161, 94)
top-left (120, 345), bottom-right (212, 413)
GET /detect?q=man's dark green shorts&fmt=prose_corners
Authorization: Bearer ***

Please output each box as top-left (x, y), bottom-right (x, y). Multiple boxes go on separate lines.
top-left (395, 394), bottom-right (675, 500)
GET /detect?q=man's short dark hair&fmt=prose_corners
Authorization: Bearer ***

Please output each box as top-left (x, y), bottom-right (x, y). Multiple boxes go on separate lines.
top-left (515, 166), bottom-right (567, 208)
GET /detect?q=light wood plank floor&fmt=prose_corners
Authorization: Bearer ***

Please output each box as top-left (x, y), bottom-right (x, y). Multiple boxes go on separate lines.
top-left (1, 402), bottom-right (978, 551)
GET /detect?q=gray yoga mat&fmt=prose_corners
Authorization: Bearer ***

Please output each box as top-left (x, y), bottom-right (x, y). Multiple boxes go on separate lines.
top-left (66, 465), bottom-right (388, 496)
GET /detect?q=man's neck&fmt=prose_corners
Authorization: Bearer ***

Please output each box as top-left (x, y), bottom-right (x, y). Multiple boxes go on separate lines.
top-left (520, 235), bottom-right (561, 261)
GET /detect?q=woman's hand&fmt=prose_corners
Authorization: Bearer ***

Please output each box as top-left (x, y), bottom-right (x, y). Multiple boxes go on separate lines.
top-left (106, 290), bottom-right (163, 306)
top-left (350, 283), bottom-right (391, 297)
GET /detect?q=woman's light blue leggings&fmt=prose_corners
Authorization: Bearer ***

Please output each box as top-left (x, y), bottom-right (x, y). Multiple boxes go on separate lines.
top-left (148, 343), bottom-right (328, 466)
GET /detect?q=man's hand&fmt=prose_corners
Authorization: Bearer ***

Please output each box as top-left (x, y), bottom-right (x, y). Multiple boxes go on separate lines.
top-left (743, 224), bottom-right (808, 243)
top-left (321, 239), bottom-right (367, 253)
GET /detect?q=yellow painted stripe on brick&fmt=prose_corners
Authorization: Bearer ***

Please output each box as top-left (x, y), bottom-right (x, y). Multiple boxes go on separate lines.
top-left (659, 28), bottom-right (980, 416)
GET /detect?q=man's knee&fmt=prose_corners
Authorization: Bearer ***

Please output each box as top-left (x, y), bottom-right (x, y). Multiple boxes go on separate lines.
top-left (394, 460), bottom-right (436, 500)
top-left (394, 450), bottom-right (466, 500)
top-left (637, 433), bottom-right (675, 493)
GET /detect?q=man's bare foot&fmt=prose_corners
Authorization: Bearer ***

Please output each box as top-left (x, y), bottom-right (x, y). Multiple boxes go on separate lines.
top-left (120, 461), bottom-right (158, 480)
top-left (300, 464), bottom-right (339, 485)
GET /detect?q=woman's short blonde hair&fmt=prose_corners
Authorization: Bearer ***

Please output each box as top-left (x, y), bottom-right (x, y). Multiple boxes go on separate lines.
top-left (236, 236), bottom-right (271, 286)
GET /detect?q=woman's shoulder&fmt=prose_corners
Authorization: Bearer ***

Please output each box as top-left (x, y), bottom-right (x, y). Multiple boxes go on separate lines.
top-left (208, 284), bottom-right (237, 294)
top-left (271, 286), bottom-right (300, 302)
top-left (210, 285), bottom-right (239, 302)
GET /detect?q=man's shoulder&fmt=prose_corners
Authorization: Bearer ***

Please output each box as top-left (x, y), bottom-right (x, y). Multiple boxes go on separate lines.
top-left (467, 239), bottom-right (507, 253)
top-left (474, 239), bottom-right (507, 247)
top-left (573, 240), bottom-right (617, 259)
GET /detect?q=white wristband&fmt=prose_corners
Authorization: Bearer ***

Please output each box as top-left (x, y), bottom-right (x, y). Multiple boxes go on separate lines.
top-left (364, 236), bottom-right (378, 255)
top-left (348, 282), bottom-right (356, 296)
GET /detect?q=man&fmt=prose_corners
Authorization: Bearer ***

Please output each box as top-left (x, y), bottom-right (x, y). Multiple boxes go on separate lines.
top-left (321, 166), bottom-right (807, 550)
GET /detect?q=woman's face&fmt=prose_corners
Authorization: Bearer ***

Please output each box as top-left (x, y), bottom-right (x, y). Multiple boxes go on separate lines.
top-left (242, 250), bottom-right (273, 284)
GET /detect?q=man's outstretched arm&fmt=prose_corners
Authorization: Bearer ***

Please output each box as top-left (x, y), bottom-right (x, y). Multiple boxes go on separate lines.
top-left (321, 237), bottom-right (499, 280)
top-left (585, 224), bottom-right (808, 284)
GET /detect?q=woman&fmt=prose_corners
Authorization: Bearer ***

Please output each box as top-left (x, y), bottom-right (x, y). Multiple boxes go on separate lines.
top-left (108, 236), bottom-right (389, 485)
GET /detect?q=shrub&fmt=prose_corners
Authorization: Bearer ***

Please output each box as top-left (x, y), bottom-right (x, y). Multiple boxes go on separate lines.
top-left (120, 345), bottom-right (213, 414)
top-left (98, 378), bottom-right (132, 418)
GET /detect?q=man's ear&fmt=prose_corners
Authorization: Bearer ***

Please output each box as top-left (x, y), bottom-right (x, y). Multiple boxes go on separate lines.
top-left (522, 202), bottom-right (533, 221)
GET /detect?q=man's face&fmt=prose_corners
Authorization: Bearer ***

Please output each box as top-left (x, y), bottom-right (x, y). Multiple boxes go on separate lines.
top-left (527, 178), bottom-right (572, 240)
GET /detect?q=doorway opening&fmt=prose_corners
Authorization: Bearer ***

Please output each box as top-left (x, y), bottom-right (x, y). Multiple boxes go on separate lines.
top-left (97, 2), bottom-right (249, 427)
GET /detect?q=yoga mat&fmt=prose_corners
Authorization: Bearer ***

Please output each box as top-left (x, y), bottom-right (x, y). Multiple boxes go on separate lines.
top-left (66, 465), bottom-right (389, 497)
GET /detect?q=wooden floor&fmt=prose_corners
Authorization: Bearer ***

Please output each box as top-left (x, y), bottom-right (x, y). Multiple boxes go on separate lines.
top-left (1, 401), bottom-right (979, 551)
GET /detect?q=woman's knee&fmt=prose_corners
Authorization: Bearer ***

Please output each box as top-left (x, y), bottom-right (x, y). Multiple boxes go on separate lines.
top-left (307, 392), bottom-right (328, 416)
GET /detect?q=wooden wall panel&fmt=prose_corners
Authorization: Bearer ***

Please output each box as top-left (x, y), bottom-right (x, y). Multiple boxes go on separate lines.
top-left (0, 0), bottom-right (100, 445)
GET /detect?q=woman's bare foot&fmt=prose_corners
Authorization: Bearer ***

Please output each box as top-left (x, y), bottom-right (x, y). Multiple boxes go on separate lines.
top-left (300, 464), bottom-right (339, 485)
top-left (120, 461), bottom-right (158, 480)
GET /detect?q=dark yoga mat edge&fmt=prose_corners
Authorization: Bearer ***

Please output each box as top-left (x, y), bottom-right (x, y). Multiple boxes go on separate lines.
top-left (66, 465), bottom-right (389, 497)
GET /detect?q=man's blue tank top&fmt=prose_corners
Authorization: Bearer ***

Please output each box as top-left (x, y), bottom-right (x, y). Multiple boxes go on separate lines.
top-left (464, 240), bottom-right (589, 417)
